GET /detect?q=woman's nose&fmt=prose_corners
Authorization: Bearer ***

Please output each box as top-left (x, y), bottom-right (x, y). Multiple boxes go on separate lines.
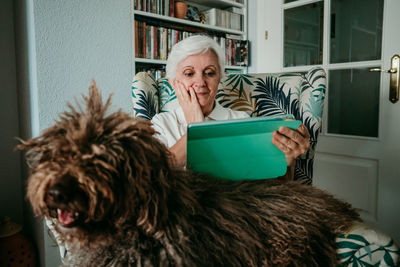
top-left (192, 74), bottom-right (206, 88)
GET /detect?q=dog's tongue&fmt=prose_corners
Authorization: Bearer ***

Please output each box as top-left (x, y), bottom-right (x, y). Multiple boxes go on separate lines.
top-left (57, 209), bottom-right (75, 226)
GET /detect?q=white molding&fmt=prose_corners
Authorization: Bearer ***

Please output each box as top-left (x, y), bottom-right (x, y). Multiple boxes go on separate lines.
top-left (314, 153), bottom-right (378, 223)
top-left (135, 58), bottom-right (246, 70)
top-left (321, 0), bottom-right (330, 136)
top-left (283, 0), bottom-right (323, 10)
top-left (282, 64), bottom-right (322, 72)
top-left (135, 58), bottom-right (167, 65)
top-left (325, 60), bottom-right (383, 70)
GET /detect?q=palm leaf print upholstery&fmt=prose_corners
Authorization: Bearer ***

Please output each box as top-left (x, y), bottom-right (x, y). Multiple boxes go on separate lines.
top-left (217, 67), bottom-right (326, 184)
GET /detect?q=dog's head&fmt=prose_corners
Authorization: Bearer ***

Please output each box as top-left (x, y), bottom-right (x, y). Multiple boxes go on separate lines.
top-left (17, 83), bottom-right (172, 241)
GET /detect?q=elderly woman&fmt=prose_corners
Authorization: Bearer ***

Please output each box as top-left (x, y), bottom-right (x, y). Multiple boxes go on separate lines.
top-left (151, 35), bottom-right (310, 179)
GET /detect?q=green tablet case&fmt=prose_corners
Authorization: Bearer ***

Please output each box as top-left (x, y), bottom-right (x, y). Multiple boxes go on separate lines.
top-left (187, 115), bottom-right (301, 180)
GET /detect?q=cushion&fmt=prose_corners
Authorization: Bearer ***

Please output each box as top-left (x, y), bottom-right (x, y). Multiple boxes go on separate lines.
top-left (337, 223), bottom-right (400, 266)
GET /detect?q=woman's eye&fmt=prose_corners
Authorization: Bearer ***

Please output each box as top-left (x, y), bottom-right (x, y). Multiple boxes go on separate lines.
top-left (205, 72), bottom-right (215, 77)
top-left (184, 72), bottom-right (193, 77)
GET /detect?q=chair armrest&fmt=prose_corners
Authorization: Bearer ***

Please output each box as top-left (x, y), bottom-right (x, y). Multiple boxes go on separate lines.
top-left (337, 223), bottom-right (399, 266)
top-left (132, 72), bottom-right (159, 120)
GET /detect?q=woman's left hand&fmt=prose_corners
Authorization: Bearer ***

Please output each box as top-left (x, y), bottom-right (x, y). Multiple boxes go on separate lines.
top-left (272, 124), bottom-right (310, 167)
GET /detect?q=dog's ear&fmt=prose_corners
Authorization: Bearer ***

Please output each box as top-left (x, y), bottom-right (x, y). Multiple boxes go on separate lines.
top-left (15, 124), bottom-right (63, 169)
top-left (15, 139), bottom-right (39, 168)
top-left (16, 81), bottom-right (112, 166)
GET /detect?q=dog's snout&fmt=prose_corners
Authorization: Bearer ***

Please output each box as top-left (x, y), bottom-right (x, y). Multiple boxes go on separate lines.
top-left (47, 184), bottom-right (69, 203)
top-left (46, 175), bottom-right (78, 204)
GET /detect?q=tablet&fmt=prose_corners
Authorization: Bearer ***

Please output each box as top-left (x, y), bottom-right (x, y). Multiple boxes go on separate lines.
top-left (187, 115), bottom-right (301, 180)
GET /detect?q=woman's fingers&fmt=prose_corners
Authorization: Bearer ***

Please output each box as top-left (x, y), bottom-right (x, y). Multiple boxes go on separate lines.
top-left (296, 124), bottom-right (311, 140)
top-left (170, 80), bottom-right (204, 124)
top-left (277, 126), bottom-right (310, 150)
top-left (188, 86), bottom-right (198, 104)
top-left (271, 135), bottom-right (290, 152)
top-left (173, 80), bottom-right (189, 103)
top-left (272, 124), bottom-right (311, 166)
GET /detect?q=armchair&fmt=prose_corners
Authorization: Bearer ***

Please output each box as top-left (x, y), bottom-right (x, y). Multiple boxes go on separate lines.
top-left (132, 67), bottom-right (327, 184)
top-left (132, 67), bottom-right (399, 266)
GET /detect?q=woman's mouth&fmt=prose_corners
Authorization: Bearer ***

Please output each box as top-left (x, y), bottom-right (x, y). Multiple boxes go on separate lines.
top-left (195, 91), bottom-right (209, 97)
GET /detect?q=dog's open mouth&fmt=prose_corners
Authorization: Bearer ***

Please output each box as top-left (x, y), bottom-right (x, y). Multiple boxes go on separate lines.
top-left (56, 208), bottom-right (81, 227)
top-left (47, 205), bottom-right (85, 228)
top-left (45, 176), bottom-right (88, 228)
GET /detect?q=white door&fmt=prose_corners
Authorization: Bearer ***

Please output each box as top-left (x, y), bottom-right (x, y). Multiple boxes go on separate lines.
top-left (275, 0), bottom-right (399, 243)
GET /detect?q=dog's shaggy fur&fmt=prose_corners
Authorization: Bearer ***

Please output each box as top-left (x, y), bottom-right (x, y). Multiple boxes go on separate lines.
top-left (18, 84), bottom-right (360, 266)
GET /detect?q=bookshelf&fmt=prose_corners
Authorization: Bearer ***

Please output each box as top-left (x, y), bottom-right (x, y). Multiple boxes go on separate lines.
top-left (133, 0), bottom-right (248, 77)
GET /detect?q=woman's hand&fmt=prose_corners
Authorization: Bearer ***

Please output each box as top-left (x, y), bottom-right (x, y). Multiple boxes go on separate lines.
top-left (272, 124), bottom-right (310, 167)
top-left (169, 133), bottom-right (188, 167)
top-left (171, 79), bottom-right (204, 124)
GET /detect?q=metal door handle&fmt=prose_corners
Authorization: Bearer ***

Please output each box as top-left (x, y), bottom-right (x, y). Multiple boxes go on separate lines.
top-left (370, 68), bottom-right (397, 73)
top-left (370, 54), bottom-right (400, 103)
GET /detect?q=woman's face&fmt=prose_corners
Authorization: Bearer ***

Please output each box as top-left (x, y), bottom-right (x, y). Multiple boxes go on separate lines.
top-left (175, 50), bottom-right (221, 115)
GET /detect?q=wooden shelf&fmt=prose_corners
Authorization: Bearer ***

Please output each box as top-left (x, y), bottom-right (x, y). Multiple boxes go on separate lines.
top-left (135, 58), bottom-right (246, 70)
top-left (135, 58), bottom-right (167, 65)
top-left (134, 10), bottom-right (244, 35)
top-left (187, 0), bottom-right (244, 9)
top-left (225, 65), bottom-right (246, 69)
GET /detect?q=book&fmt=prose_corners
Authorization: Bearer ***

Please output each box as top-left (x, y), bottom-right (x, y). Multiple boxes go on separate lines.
top-left (187, 115), bottom-right (301, 180)
top-left (226, 6), bottom-right (243, 15)
top-left (204, 8), bottom-right (243, 31)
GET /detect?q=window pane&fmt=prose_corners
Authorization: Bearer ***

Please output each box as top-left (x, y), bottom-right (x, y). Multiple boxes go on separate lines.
top-left (330, 0), bottom-right (384, 63)
top-left (284, 0), bottom-right (299, 3)
top-left (328, 68), bottom-right (380, 137)
top-left (284, 2), bottom-right (323, 67)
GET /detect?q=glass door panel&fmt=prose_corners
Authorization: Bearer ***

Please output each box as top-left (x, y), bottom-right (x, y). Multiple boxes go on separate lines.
top-left (328, 68), bottom-right (380, 137)
top-left (330, 0), bottom-right (384, 63)
top-left (284, 2), bottom-right (323, 67)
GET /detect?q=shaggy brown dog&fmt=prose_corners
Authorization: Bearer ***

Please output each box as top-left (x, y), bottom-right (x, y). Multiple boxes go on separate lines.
top-left (18, 84), bottom-right (360, 266)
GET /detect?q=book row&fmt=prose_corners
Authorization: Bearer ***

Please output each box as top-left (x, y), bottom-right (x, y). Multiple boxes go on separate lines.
top-left (134, 0), bottom-right (174, 16)
top-left (134, 0), bottom-right (244, 32)
top-left (134, 20), bottom-right (248, 67)
top-left (204, 8), bottom-right (244, 31)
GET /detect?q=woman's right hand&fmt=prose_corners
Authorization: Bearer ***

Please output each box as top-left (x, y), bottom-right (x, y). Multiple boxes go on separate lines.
top-left (171, 79), bottom-right (204, 124)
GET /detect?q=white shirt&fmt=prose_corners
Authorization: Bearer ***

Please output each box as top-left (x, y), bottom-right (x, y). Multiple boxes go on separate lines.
top-left (151, 102), bottom-right (249, 148)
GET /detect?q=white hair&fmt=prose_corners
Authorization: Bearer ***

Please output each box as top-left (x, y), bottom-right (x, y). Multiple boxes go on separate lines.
top-left (166, 35), bottom-right (225, 80)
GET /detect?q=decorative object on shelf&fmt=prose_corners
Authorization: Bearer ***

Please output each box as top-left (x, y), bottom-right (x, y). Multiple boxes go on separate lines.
top-left (0, 216), bottom-right (37, 266)
top-left (186, 6), bottom-right (206, 24)
top-left (174, 1), bottom-right (188, 19)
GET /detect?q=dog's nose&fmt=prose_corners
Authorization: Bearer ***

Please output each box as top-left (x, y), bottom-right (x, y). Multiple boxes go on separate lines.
top-left (47, 184), bottom-right (69, 204)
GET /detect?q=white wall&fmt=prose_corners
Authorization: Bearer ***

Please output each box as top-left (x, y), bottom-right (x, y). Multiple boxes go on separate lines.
top-left (248, 0), bottom-right (282, 73)
top-left (14, 0), bottom-right (134, 265)
top-left (33, 0), bottom-right (133, 131)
